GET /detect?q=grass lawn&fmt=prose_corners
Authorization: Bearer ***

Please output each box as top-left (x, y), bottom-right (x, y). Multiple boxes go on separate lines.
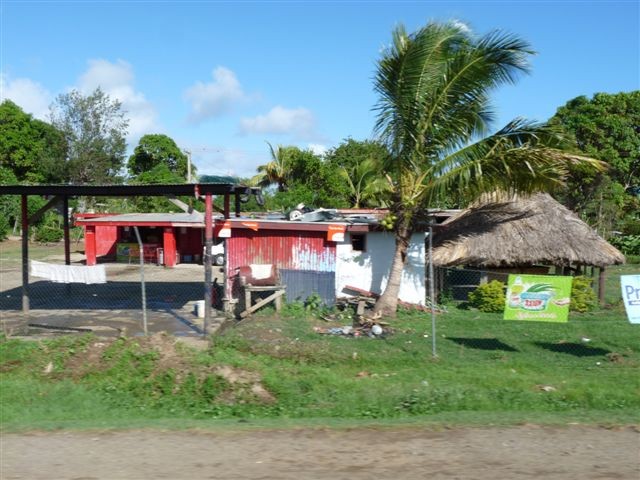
top-left (1, 262), bottom-right (639, 431)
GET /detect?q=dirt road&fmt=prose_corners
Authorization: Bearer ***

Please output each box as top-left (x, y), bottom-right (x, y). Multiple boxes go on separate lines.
top-left (1, 425), bottom-right (638, 479)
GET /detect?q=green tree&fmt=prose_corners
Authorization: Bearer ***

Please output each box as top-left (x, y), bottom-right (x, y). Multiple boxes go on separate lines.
top-left (0, 100), bottom-right (67, 183)
top-left (49, 88), bottom-right (128, 184)
top-left (128, 134), bottom-right (190, 179)
top-left (550, 91), bottom-right (640, 236)
top-left (325, 139), bottom-right (391, 207)
top-left (0, 167), bottom-right (20, 238)
top-left (372, 22), bottom-right (602, 316)
top-left (252, 144), bottom-right (350, 209)
top-left (251, 142), bottom-right (293, 192)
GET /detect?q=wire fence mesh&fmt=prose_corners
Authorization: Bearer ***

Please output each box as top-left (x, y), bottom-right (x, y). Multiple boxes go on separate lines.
top-left (0, 254), bottom-right (223, 337)
top-left (1, 244), bottom-right (636, 367)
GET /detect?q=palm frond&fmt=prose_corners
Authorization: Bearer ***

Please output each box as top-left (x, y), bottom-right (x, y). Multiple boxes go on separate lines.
top-left (425, 121), bottom-right (606, 204)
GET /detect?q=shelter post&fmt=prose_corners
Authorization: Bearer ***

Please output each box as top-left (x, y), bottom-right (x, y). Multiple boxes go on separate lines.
top-left (235, 193), bottom-right (241, 217)
top-left (598, 267), bottom-right (606, 306)
top-left (204, 193), bottom-right (213, 335)
top-left (21, 195), bottom-right (29, 316)
top-left (223, 194), bottom-right (230, 218)
top-left (63, 196), bottom-right (70, 266)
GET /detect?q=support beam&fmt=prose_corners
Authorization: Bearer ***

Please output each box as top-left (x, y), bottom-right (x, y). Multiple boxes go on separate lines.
top-left (204, 193), bottom-right (213, 335)
top-left (167, 196), bottom-right (202, 217)
top-left (21, 195), bottom-right (29, 316)
top-left (28, 195), bottom-right (61, 224)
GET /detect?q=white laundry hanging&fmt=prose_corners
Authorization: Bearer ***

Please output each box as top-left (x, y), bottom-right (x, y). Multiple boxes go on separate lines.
top-left (30, 261), bottom-right (107, 284)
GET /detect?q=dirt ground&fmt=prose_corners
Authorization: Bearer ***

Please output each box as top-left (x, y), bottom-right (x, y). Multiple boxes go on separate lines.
top-left (1, 251), bottom-right (227, 338)
top-left (1, 426), bottom-right (638, 480)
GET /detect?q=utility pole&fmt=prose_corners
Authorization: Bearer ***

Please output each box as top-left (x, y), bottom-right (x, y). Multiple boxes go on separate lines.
top-left (184, 149), bottom-right (192, 183)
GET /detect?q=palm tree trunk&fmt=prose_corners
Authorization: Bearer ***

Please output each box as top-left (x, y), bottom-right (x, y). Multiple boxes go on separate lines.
top-left (374, 221), bottom-right (411, 317)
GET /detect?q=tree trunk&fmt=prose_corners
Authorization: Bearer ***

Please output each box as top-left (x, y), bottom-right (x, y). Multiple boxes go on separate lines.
top-left (374, 222), bottom-right (411, 317)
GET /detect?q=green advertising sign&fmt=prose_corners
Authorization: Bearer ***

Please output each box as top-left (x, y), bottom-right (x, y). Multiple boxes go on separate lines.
top-left (504, 274), bottom-right (573, 322)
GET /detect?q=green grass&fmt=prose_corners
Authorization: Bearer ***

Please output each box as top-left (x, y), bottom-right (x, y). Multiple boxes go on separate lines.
top-left (2, 308), bottom-right (639, 431)
top-left (1, 264), bottom-right (639, 431)
top-left (0, 238), bottom-right (84, 266)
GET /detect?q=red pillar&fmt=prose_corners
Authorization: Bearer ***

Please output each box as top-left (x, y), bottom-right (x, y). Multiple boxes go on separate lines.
top-left (163, 227), bottom-right (177, 267)
top-left (85, 226), bottom-right (97, 266)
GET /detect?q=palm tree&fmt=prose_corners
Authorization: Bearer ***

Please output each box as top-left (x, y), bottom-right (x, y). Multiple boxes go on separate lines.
top-left (339, 158), bottom-right (391, 208)
top-left (250, 142), bottom-right (291, 192)
top-left (373, 21), bottom-right (602, 316)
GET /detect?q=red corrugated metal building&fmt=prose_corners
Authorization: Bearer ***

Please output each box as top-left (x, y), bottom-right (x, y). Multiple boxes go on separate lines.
top-left (74, 213), bottom-right (372, 306)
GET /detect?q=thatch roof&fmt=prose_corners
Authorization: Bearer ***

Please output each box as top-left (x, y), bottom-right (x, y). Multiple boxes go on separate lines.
top-left (432, 193), bottom-right (625, 268)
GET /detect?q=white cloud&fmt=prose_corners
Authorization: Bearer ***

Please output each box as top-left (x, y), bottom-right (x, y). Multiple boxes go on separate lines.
top-left (76, 59), bottom-right (159, 140)
top-left (0, 75), bottom-right (52, 119)
top-left (308, 143), bottom-right (328, 156)
top-left (239, 105), bottom-right (316, 140)
top-left (451, 19), bottom-right (472, 34)
top-left (184, 67), bottom-right (248, 123)
top-left (190, 146), bottom-right (262, 179)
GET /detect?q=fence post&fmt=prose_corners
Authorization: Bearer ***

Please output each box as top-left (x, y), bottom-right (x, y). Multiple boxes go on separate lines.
top-left (204, 193), bottom-right (213, 336)
top-left (428, 224), bottom-right (437, 358)
top-left (598, 267), bottom-right (606, 306)
top-left (133, 227), bottom-right (148, 336)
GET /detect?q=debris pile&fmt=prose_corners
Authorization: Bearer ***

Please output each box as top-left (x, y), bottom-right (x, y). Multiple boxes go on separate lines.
top-left (314, 305), bottom-right (391, 338)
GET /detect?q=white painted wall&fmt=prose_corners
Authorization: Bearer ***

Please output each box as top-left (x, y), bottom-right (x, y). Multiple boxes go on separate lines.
top-left (335, 231), bottom-right (426, 305)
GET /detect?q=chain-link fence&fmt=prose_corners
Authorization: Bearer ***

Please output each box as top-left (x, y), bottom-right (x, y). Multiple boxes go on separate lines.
top-left (428, 266), bottom-right (603, 303)
top-left (0, 253), bottom-right (224, 337)
top-left (431, 266), bottom-right (509, 302)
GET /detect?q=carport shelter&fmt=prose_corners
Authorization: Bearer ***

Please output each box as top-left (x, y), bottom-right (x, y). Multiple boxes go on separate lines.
top-left (0, 183), bottom-right (259, 332)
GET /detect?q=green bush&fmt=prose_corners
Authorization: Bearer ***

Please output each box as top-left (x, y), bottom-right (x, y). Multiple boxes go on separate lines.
top-left (468, 280), bottom-right (506, 313)
top-left (34, 211), bottom-right (63, 244)
top-left (34, 225), bottom-right (63, 243)
top-left (570, 275), bottom-right (597, 313)
top-left (608, 235), bottom-right (640, 256)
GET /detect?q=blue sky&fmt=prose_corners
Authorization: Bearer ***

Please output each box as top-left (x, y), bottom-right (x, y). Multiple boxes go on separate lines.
top-left (1, 0), bottom-right (638, 179)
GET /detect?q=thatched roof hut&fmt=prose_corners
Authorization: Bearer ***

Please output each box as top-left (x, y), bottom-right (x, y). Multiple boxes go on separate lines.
top-left (432, 193), bottom-right (625, 269)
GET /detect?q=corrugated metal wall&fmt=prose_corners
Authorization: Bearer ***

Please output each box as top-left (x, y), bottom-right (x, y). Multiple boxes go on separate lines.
top-left (226, 229), bottom-right (336, 305)
top-left (280, 270), bottom-right (335, 306)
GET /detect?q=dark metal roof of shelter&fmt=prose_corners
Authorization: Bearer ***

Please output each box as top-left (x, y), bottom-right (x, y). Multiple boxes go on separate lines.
top-left (0, 183), bottom-right (255, 196)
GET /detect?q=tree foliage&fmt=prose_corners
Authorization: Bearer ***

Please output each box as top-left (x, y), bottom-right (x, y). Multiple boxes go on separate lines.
top-left (371, 21), bottom-right (603, 316)
top-left (251, 142), bottom-right (293, 192)
top-left (128, 134), bottom-right (190, 179)
top-left (253, 144), bottom-right (351, 210)
top-left (0, 100), bottom-right (67, 183)
top-left (324, 139), bottom-right (391, 208)
top-left (550, 91), bottom-right (640, 235)
top-left (49, 88), bottom-right (128, 184)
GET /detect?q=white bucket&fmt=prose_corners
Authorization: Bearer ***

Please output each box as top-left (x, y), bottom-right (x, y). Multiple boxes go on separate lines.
top-left (194, 300), bottom-right (206, 318)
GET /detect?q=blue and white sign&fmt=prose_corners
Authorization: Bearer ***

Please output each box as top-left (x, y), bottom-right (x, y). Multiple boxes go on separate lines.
top-left (620, 275), bottom-right (640, 324)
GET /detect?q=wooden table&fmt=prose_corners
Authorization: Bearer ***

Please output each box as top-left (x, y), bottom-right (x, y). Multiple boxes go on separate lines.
top-left (241, 285), bottom-right (286, 318)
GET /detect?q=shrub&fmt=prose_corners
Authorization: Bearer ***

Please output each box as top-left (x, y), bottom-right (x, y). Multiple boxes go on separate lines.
top-left (608, 235), bottom-right (640, 256)
top-left (34, 211), bottom-right (63, 243)
top-left (34, 226), bottom-right (63, 243)
top-left (468, 280), bottom-right (506, 313)
top-left (570, 276), bottom-right (597, 313)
